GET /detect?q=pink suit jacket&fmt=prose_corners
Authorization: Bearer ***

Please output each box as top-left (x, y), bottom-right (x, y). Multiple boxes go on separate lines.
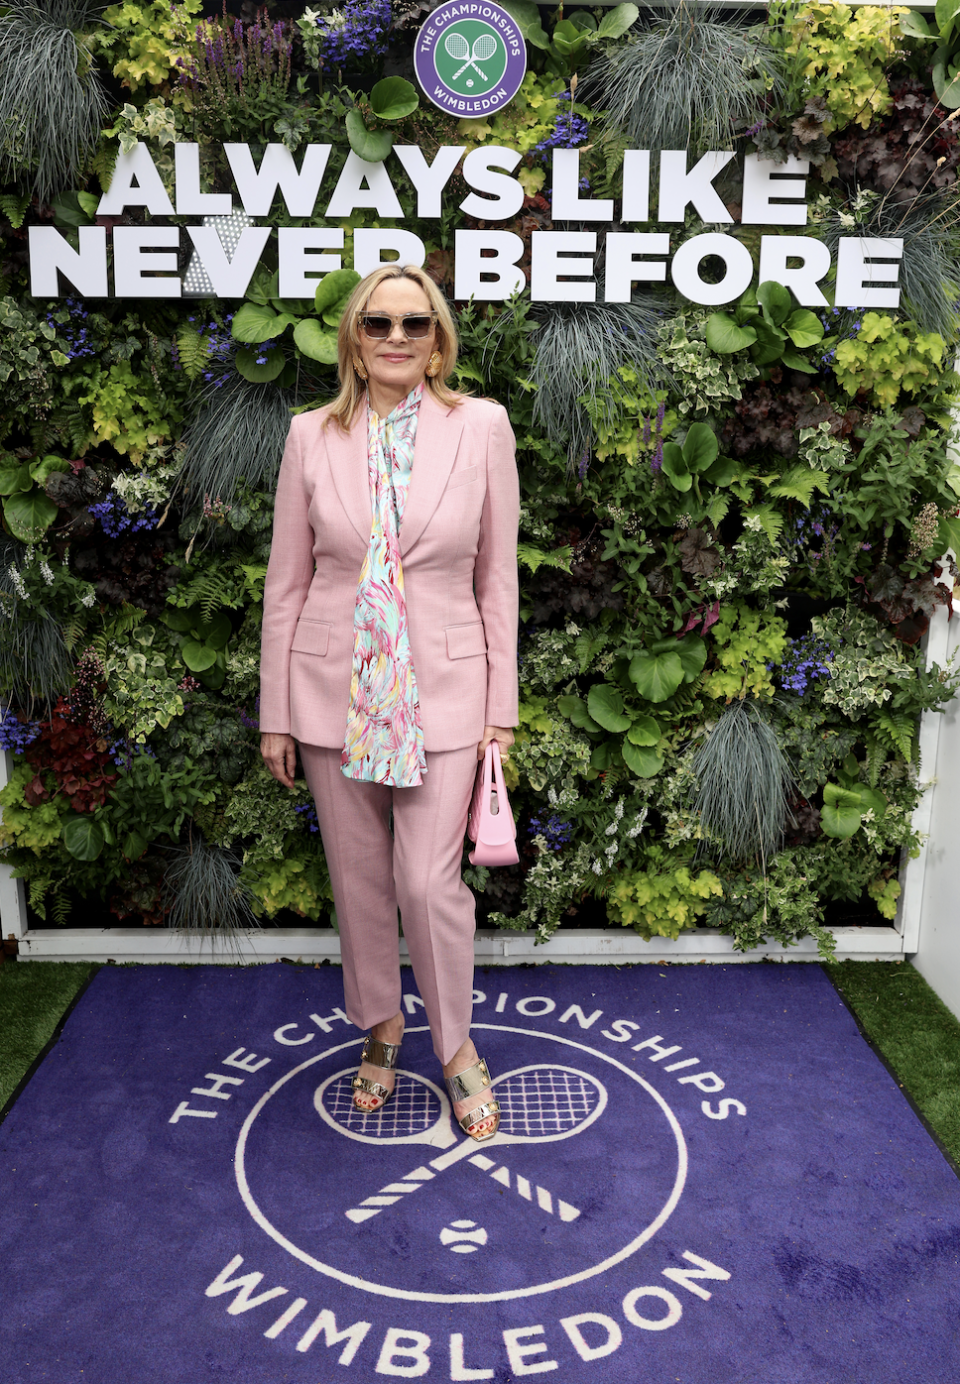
top-left (260, 390), bottom-right (520, 752)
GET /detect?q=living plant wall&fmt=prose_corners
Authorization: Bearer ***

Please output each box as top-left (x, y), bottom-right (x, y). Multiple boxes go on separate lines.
top-left (2, 0), bottom-right (960, 958)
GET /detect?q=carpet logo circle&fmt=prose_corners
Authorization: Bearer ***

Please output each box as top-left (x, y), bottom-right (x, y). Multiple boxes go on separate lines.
top-left (235, 1024), bottom-right (688, 1303)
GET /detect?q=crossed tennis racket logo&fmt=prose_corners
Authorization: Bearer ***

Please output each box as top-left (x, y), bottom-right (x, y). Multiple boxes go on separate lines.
top-left (314, 1063), bottom-right (606, 1226)
top-left (444, 30), bottom-right (500, 81)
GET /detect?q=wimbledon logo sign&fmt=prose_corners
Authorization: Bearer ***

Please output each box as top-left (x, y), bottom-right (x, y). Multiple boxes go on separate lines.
top-left (414, 1), bottom-right (527, 117)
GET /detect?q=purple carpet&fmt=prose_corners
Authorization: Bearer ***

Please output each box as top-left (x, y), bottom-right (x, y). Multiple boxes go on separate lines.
top-left (1, 962), bottom-right (959, 1383)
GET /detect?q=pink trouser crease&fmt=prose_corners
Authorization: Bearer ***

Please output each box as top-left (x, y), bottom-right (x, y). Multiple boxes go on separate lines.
top-left (299, 742), bottom-right (480, 1065)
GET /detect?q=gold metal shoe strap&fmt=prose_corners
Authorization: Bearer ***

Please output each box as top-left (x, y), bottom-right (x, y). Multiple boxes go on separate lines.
top-left (445, 1058), bottom-right (492, 1103)
top-left (361, 1036), bottom-right (402, 1070)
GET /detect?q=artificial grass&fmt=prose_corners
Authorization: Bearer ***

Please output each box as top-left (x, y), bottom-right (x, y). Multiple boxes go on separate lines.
top-left (1, 959), bottom-right (959, 1172)
top-left (0, 960), bottom-right (96, 1113)
top-left (830, 959), bottom-right (960, 1168)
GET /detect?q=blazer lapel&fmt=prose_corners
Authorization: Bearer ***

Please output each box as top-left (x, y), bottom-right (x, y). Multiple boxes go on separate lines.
top-left (328, 406), bottom-right (371, 547)
top-left (400, 392), bottom-right (464, 555)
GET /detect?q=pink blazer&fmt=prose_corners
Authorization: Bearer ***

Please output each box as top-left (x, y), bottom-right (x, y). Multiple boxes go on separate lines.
top-left (260, 390), bottom-right (520, 752)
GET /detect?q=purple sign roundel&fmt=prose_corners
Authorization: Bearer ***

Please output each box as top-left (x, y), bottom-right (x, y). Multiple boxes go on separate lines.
top-left (414, 1), bottom-right (527, 118)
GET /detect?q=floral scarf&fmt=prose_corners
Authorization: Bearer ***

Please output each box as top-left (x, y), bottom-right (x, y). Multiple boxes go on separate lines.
top-left (340, 384), bottom-right (427, 787)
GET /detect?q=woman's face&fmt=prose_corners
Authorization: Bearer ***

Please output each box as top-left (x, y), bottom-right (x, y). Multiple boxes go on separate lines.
top-left (356, 276), bottom-right (439, 407)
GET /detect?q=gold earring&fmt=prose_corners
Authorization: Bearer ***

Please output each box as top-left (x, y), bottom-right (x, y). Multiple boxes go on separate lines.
top-left (353, 355), bottom-right (368, 381)
top-left (425, 350), bottom-right (443, 378)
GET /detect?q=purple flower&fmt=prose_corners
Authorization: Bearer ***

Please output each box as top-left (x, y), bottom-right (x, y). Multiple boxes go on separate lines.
top-left (88, 493), bottom-right (158, 539)
top-left (528, 815), bottom-right (574, 851)
top-left (0, 708), bottom-right (40, 753)
top-left (295, 802), bottom-right (320, 833)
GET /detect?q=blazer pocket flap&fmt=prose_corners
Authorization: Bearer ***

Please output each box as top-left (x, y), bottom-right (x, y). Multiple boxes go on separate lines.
top-left (447, 466), bottom-right (478, 490)
top-left (291, 620), bottom-right (330, 656)
top-left (446, 622), bottom-right (487, 659)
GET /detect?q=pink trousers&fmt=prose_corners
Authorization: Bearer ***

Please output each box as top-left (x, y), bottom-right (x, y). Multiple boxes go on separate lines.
top-left (298, 743), bottom-right (480, 1065)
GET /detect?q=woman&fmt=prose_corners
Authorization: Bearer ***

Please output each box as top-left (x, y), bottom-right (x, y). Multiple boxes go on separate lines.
top-left (259, 264), bottom-right (519, 1143)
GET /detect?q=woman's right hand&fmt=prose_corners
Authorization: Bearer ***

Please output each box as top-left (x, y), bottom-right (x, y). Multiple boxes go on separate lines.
top-left (261, 733), bottom-right (297, 790)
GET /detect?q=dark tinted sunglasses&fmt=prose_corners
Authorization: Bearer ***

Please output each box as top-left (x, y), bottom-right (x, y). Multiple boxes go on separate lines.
top-left (357, 311), bottom-right (438, 340)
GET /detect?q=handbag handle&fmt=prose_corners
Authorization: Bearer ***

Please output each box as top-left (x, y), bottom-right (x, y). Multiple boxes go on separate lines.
top-left (477, 741), bottom-right (516, 848)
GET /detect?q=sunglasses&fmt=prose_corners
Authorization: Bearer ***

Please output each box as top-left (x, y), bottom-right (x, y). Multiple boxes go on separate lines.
top-left (357, 311), bottom-right (438, 340)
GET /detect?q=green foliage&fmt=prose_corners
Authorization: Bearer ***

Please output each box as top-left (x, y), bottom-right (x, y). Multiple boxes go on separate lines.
top-left (97, 0), bottom-right (204, 92)
top-left (692, 699), bottom-right (794, 860)
top-left (101, 625), bottom-right (186, 743)
top-left (79, 358), bottom-right (183, 459)
top-left (0, 298), bottom-right (71, 445)
top-left (590, 1), bottom-right (781, 152)
top-left (346, 78), bottom-right (420, 162)
top-left (829, 315), bottom-right (945, 408)
top-left (705, 604), bottom-right (788, 700)
top-left (702, 850), bottom-right (835, 960)
top-left (0, 1), bottom-right (110, 205)
top-left (705, 281), bottom-right (825, 376)
top-left (785, 1), bottom-right (907, 130)
top-left (657, 309), bottom-right (760, 417)
top-left (606, 843), bottom-right (724, 940)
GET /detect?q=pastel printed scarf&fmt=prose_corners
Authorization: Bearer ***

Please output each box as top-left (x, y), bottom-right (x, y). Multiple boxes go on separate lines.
top-left (340, 384), bottom-right (427, 787)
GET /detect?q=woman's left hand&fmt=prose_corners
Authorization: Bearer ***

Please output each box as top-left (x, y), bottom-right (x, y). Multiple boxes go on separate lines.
top-left (478, 725), bottom-right (515, 761)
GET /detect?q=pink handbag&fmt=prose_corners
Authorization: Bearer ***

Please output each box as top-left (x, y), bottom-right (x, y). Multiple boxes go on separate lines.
top-left (467, 742), bottom-right (519, 867)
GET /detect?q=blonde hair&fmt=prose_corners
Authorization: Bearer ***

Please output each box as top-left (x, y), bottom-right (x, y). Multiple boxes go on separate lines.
top-left (325, 264), bottom-right (464, 430)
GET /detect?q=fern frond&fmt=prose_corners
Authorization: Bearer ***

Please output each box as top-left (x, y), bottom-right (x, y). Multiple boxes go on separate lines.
top-left (517, 542), bottom-right (572, 575)
top-left (51, 886), bottom-right (72, 927)
top-left (751, 505), bottom-right (783, 543)
top-left (28, 869), bottom-right (54, 921)
top-left (171, 565), bottom-right (244, 621)
top-left (176, 328), bottom-right (214, 382)
top-left (875, 709), bottom-right (914, 763)
top-left (0, 191), bottom-right (31, 228)
top-left (864, 734), bottom-right (887, 788)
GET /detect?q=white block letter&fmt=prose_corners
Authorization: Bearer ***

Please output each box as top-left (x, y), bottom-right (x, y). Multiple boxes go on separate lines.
top-left (662, 1250), bottom-right (731, 1301)
top-left (677, 1070), bottom-right (725, 1093)
top-left (658, 151), bottom-right (734, 224)
top-left (742, 153), bottom-right (809, 226)
top-left (185, 226), bottom-right (270, 297)
top-left (326, 152), bottom-right (403, 219)
top-left (450, 1332), bottom-right (494, 1380)
top-left (28, 227), bottom-right (107, 297)
top-left (560, 1313), bottom-right (622, 1361)
top-left (226, 143), bottom-right (331, 217)
top-left (502, 1326), bottom-right (558, 1375)
top-left (204, 1255), bottom-right (287, 1314)
top-left (622, 150), bottom-right (650, 223)
top-left (113, 227), bottom-right (181, 298)
top-left (175, 143), bottom-right (232, 215)
top-left (758, 235), bottom-right (831, 307)
top-left (604, 233), bottom-right (669, 302)
top-left (460, 146), bottom-right (525, 219)
top-left (551, 148), bottom-right (613, 221)
top-left (97, 142), bottom-right (174, 216)
top-left (835, 238), bottom-right (902, 310)
top-left (671, 233), bottom-right (753, 306)
top-left (354, 229), bottom-right (426, 278)
top-left (393, 145), bottom-right (465, 217)
top-left (455, 230), bottom-right (525, 301)
top-left (223, 1046), bottom-right (271, 1073)
top-left (531, 231), bottom-right (596, 303)
top-left (376, 1327), bottom-right (432, 1376)
top-left (297, 1309), bottom-right (372, 1364)
top-left (622, 1286), bottom-right (683, 1331)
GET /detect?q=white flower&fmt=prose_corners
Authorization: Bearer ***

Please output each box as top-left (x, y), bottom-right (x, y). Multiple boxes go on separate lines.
top-left (614, 800), bottom-right (624, 821)
top-left (80, 590), bottom-right (96, 608)
top-left (9, 566), bottom-right (27, 601)
top-left (591, 858), bottom-right (603, 875)
top-left (605, 842), bottom-right (618, 861)
top-left (39, 561), bottom-right (54, 585)
top-left (626, 807), bottom-right (649, 839)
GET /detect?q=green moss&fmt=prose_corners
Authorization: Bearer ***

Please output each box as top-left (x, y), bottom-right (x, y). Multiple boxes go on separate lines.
top-left (0, 961), bottom-right (96, 1110)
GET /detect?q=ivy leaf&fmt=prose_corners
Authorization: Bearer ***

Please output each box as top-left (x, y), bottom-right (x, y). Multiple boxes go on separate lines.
top-left (235, 345), bottom-right (285, 382)
top-left (660, 442), bottom-right (692, 492)
top-left (62, 815), bottom-right (105, 862)
top-left (4, 490), bottom-right (58, 542)
top-left (626, 714), bottom-right (660, 746)
top-left (596, 3), bottom-right (639, 40)
top-left (683, 422), bottom-right (719, 473)
top-left (293, 318), bottom-right (340, 365)
top-left (628, 650), bottom-right (684, 702)
top-left (314, 268), bottom-right (361, 315)
top-left (588, 683), bottom-right (633, 732)
top-left (820, 783), bottom-right (863, 839)
top-left (181, 638), bottom-right (217, 672)
top-left (780, 346), bottom-right (817, 373)
top-left (675, 633), bottom-right (708, 682)
top-left (705, 312), bottom-right (757, 354)
top-left (757, 280), bottom-right (793, 326)
top-left (622, 741), bottom-right (664, 777)
top-left (784, 309), bottom-right (824, 349)
top-left (345, 109), bottom-right (394, 163)
top-left (558, 694), bottom-right (602, 733)
top-left (703, 456), bottom-right (736, 486)
top-left (232, 301), bottom-right (295, 344)
top-left (369, 76), bottom-right (419, 121)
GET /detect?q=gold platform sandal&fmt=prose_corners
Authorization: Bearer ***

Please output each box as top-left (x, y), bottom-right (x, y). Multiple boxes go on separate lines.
top-left (352, 1035), bottom-right (402, 1113)
top-left (445, 1058), bottom-right (501, 1143)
